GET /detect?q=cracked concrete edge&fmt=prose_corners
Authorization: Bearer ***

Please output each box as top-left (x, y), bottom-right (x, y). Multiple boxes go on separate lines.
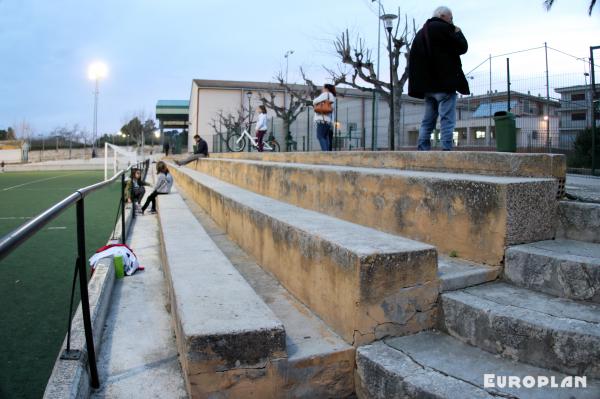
top-left (439, 289), bottom-right (600, 378)
top-left (43, 258), bottom-right (116, 399)
top-left (355, 341), bottom-right (502, 399)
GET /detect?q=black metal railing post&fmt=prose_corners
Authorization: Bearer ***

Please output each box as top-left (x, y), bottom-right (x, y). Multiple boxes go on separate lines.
top-left (75, 198), bottom-right (100, 388)
top-left (121, 174), bottom-right (126, 243)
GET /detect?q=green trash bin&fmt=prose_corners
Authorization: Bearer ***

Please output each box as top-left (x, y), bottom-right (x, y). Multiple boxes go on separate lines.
top-left (494, 111), bottom-right (516, 152)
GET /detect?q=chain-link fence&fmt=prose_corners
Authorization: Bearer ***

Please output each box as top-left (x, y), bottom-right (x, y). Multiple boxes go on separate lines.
top-left (210, 44), bottom-right (599, 173)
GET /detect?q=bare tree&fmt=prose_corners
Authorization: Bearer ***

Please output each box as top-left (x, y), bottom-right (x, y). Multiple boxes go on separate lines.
top-left (209, 108), bottom-right (248, 137)
top-left (544, 0), bottom-right (597, 15)
top-left (257, 69), bottom-right (321, 151)
top-left (327, 14), bottom-right (415, 149)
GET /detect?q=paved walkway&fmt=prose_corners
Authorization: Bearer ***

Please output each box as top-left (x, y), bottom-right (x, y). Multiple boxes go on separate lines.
top-left (90, 211), bottom-right (187, 398)
top-left (566, 174), bottom-right (600, 203)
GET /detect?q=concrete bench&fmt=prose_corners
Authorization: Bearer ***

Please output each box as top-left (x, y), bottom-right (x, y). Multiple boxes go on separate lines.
top-left (185, 157), bottom-right (558, 265)
top-left (210, 150), bottom-right (566, 182)
top-left (156, 188), bottom-right (287, 398)
top-left (169, 165), bottom-right (439, 347)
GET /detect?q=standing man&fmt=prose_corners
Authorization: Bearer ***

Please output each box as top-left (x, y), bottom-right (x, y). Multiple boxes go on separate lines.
top-left (408, 6), bottom-right (470, 151)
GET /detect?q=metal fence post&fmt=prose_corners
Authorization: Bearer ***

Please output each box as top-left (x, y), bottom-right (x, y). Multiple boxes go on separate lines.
top-left (121, 174), bottom-right (126, 243)
top-left (75, 199), bottom-right (100, 388)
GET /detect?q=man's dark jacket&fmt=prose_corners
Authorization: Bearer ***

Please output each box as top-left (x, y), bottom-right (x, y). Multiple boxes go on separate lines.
top-left (408, 17), bottom-right (470, 99)
top-left (194, 138), bottom-right (209, 156)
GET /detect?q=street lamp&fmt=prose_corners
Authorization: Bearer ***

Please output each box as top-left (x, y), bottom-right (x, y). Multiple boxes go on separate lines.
top-left (381, 13), bottom-right (397, 150)
top-left (88, 61), bottom-right (108, 158)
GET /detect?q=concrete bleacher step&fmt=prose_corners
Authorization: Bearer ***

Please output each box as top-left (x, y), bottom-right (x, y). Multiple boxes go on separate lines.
top-left (556, 201), bottom-right (600, 244)
top-left (438, 256), bottom-right (500, 292)
top-left (440, 282), bottom-right (600, 378)
top-left (355, 330), bottom-right (600, 399)
top-left (178, 193), bottom-right (355, 398)
top-left (169, 164), bottom-right (439, 347)
top-left (185, 157), bottom-right (558, 265)
top-left (505, 239), bottom-right (600, 302)
top-left (157, 189), bottom-right (287, 398)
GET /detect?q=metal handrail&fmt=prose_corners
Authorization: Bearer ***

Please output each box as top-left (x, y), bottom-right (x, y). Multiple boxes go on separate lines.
top-left (0, 168), bottom-right (128, 262)
top-left (0, 165), bottom-right (135, 390)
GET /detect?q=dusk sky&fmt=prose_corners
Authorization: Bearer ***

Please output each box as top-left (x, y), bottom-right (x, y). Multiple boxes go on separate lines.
top-left (0, 0), bottom-right (598, 137)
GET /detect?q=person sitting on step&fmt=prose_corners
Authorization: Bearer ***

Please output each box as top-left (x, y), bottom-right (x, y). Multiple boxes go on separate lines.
top-left (141, 161), bottom-right (173, 214)
top-left (175, 134), bottom-right (208, 166)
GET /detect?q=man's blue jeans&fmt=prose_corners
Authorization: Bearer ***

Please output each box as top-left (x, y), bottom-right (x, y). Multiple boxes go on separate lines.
top-left (417, 92), bottom-right (457, 151)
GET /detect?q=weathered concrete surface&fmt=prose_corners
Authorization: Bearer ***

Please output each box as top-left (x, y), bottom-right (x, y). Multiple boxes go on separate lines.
top-left (438, 256), bottom-right (500, 292)
top-left (556, 201), bottom-right (600, 243)
top-left (356, 331), bottom-right (600, 399)
top-left (170, 165), bottom-right (439, 346)
top-left (187, 158), bottom-right (557, 265)
top-left (440, 282), bottom-right (600, 378)
top-left (90, 211), bottom-right (187, 399)
top-left (210, 150), bottom-right (566, 181)
top-left (505, 239), bottom-right (600, 302)
top-left (43, 258), bottom-right (115, 399)
top-left (565, 174), bottom-right (600, 203)
top-left (179, 193), bottom-right (356, 398)
top-left (157, 188), bottom-right (287, 398)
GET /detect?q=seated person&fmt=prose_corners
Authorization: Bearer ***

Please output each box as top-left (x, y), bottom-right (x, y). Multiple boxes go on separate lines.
top-left (141, 161), bottom-right (173, 214)
top-left (176, 134), bottom-right (209, 166)
top-left (124, 168), bottom-right (150, 212)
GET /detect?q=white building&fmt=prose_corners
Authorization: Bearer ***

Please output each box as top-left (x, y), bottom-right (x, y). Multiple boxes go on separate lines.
top-left (554, 84), bottom-right (600, 148)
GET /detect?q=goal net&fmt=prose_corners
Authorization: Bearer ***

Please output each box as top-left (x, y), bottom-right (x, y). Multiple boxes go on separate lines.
top-left (104, 143), bottom-right (140, 180)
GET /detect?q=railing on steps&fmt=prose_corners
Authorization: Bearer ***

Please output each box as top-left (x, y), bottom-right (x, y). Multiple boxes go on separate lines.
top-left (0, 158), bottom-right (150, 390)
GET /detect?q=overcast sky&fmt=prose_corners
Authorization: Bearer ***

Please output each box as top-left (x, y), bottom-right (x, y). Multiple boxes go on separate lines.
top-left (0, 0), bottom-right (598, 136)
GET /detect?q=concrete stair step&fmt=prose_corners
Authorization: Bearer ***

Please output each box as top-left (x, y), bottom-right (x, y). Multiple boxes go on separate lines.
top-left (556, 201), bottom-right (600, 244)
top-left (505, 239), bottom-right (600, 302)
top-left (440, 282), bottom-right (600, 378)
top-left (356, 330), bottom-right (600, 399)
top-left (184, 156), bottom-right (558, 265)
top-left (157, 188), bottom-right (287, 398)
top-left (178, 192), bottom-right (355, 398)
top-left (169, 164), bottom-right (439, 347)
top-left (210, 151), bottom-right (565, 182)
top-left (438, 256), bottom-right (500, 292)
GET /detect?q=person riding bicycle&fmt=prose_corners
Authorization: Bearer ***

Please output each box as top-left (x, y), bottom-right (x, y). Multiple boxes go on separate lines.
top-left (255, 105), bottom-right (268, 152)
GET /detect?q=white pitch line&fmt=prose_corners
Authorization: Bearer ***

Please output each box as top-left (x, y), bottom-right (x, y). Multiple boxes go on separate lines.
top-left (2, 172), bottom-right (81, 191)
top-left (0, 216), bottom-right (33, 220)
top-left (47, 227), bottom-right (67, 230)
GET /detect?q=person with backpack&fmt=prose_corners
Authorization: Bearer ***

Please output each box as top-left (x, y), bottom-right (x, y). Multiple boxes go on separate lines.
top-left (313, 84), bottom-right (337, 151)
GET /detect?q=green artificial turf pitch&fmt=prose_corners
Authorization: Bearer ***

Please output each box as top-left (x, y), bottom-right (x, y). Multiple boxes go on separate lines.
top-left (0, 170), bottom-right (122, 399)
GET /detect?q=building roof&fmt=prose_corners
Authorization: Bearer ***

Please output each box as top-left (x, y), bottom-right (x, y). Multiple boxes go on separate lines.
top-left (156, 100), bottom-right (189, 109)
top-left (554, 83), bottom-right (600, 93)
top-left (191, 79), bottom-right (422, 103)
top-left (472, 101), bottom-right (518, 118)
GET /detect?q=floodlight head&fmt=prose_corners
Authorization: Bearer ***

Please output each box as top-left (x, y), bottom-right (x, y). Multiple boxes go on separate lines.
top-left (380, 14), bottom-right (397, 31)
top-left (246, 91), bottom-right (253, 99)
top-left (88, 61), bottom-right (108, 80)
top-left (543, 115), bottom-right (549, 121)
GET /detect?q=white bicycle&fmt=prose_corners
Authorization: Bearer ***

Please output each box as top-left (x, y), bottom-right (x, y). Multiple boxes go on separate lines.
top-left (227, 125), bottom-right (280, 152)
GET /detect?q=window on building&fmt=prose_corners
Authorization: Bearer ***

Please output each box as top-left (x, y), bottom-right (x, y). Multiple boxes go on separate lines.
top-left (571, 93), bottom-right (585, 101)
top-left (532, 130), bottom-right (538, 139)
top-left (476, 130), bottom-right (486, 139)
top-left (571, 113), bottom-right (586, 121)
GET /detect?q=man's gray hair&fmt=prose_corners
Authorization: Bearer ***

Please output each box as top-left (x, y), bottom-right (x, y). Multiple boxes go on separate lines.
top-left (433, 6), bottom-right (452, 18)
